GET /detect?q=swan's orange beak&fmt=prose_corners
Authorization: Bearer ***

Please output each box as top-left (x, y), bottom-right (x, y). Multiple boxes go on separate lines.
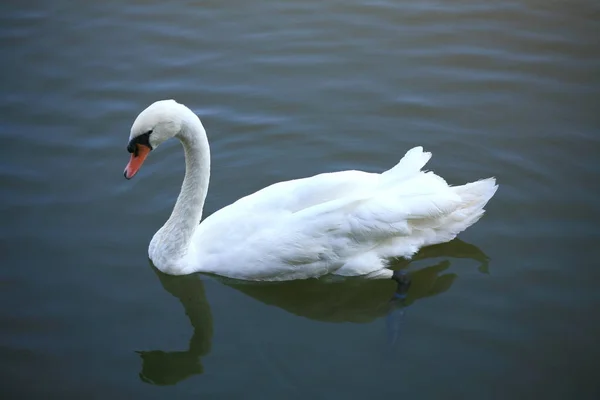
top-left (124, 144), bottom-right (151, 179)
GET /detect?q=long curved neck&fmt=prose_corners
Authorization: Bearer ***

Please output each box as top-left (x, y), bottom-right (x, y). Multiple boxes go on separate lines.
top-left (156, 112), bottom-right (210, 262)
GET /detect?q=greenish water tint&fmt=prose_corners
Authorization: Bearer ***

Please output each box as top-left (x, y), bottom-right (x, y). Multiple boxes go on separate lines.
top-left (1, 0), bottom-right (599, 398)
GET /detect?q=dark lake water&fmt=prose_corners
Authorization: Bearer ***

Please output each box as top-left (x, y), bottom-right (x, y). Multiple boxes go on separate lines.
top-left (2, 0), bottom-right (599, 398)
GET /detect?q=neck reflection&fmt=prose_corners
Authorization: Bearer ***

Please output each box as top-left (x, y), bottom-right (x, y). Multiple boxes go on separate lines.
top-left (137, 268), bottom-right (213, 385)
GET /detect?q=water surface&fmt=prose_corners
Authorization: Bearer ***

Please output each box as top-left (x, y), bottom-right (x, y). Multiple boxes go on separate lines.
top-left (1, 0), bottom-right (599, 398)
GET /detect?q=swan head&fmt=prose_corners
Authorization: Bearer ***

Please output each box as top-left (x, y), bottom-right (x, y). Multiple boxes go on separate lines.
top-left (124, 99), bottom-right (187, 179)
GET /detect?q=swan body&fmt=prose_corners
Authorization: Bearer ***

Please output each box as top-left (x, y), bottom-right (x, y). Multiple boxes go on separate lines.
top-left (125, 100), bottom-right (497, 281)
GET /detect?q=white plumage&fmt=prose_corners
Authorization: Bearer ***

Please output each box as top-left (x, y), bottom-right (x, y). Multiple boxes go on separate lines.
top-left (126, 100), bottom-right (497, 281)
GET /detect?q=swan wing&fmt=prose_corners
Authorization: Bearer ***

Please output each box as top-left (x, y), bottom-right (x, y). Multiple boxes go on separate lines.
top-left (195, 147), bottom-right (496, 281)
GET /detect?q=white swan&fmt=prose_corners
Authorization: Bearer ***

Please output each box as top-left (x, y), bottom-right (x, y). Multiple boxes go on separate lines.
top-left (124, 100), bottom-right (497, 281)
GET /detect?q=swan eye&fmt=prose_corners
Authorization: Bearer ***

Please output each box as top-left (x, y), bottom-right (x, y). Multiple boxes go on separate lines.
top-left (138, 131), bottom-right (153, 149)
top-left (127, 130), bottom-right (154, 154)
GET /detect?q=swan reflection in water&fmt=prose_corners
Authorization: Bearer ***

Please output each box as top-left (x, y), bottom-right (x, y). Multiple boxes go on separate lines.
top-left (137, 269), bottom-right (213, 385)
top-left (137, 238), bottom-right (490, 385)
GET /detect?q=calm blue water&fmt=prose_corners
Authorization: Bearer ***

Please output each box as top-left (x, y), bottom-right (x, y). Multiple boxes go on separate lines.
top-left (1, 1), bottom-right (599, 398)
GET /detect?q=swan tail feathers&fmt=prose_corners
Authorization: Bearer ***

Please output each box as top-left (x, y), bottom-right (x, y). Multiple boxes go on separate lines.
top-left (426, 178), bottom-right (498, 244)
top-left (385, 178), bottom-right (498, 251)
top-left (453, 178), bottom-right (498, 217)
